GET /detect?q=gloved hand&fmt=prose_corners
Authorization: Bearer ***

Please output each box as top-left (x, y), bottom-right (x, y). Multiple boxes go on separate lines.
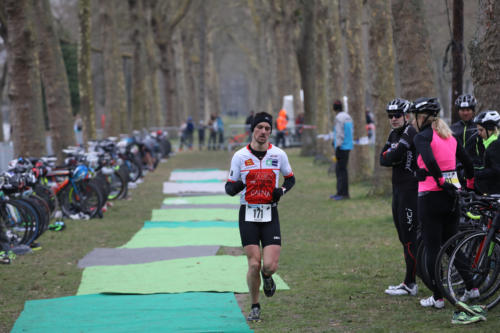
top-left (438, 178), bottom-right (457, 198)
top-left (414, 168), bottom-right (428, 181)
top-left (272, 187), bottom-right (285, 202)
top-left (234, 180), bottom-right (246, 193)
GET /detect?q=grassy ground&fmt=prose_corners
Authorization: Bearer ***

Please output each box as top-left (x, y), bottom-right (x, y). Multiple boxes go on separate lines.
top-left (1, 148), bottom-right (497, 332)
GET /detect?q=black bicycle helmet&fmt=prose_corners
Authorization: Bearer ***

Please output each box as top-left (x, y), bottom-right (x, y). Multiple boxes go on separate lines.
top-left (455, 94), bottom-right (477, 110)
top-left (474, 110), bottom-right (500, 129)
top-left (410, 97), bottom-right (441, 116)
top-left (386, 98), bottom-right (411, 114)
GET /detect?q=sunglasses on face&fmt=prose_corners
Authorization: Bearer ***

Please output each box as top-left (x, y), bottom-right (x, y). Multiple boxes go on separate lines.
top-left (387, 113), bottom-right (403, 119)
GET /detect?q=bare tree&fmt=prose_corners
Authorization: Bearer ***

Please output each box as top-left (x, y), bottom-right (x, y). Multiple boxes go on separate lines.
top-left (100, 0), bottom-right (127, 137)
top-left (297, 0), bottom-right (317, 156)
top-left (32, 0), bottom-right (74, 160)
top-left (128, 0), bottom-right (148, 130)
top-left (151, 0), bottom-right (192, 126)
top-left (341, 0), bottom-right (370, 180)
top-left (391, 0), bottom-right (436, 99)
top-left (470, 0), bottom-right (500, 111)
top-left (6, 0), bottom-right (46, 156)
top-left (366, 0), bottom-right (395, 195)
top-left (78, 0), bottom-right (96, 141)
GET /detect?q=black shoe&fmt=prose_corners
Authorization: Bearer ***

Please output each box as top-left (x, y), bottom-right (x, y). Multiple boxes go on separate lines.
top-left (247, 307), bottom-right (261, 322)
top-left (262, 271), bottom-right (276, 297)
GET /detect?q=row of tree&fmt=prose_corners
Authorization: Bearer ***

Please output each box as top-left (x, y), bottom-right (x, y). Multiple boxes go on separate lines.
top-left (0, 0), bottom-right (499, 193)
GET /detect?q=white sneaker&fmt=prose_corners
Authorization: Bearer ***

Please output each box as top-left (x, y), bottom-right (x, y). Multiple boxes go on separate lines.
top-left (385, 283), bottom-right (418, 296)
top-left (459, 288), bottom-right (480, 302)
top-left (420, 296), bottom-right (445, 309)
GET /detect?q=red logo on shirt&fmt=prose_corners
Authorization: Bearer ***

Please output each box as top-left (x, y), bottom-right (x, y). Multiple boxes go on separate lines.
top-left (245, 159), bottom-right (254, 166)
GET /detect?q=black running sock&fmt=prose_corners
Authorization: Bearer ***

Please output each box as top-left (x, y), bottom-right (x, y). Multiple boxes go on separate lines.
top-left (261, 271), bottom-right (271, 279)
top-left (251, 303), bottom-right (260, 309)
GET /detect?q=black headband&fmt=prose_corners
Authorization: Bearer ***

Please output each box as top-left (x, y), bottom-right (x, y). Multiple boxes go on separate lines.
top-left (251, 113), bottom-right (273, 132)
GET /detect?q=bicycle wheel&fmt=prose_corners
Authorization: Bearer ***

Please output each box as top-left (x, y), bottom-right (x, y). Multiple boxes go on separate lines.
top-left (1, 200), bottom-right (33, 246)
top-left (416, 241), bottom-right (432, 288)
top-left (5, 199), bottom-right (40, 246)
top-left (435, 230), bottom-right (476, 304)
top-left (446, 231), bottom-right (500, 309)
top-left (72, 181), bottom-right (103, 218)
top-left (105, 171), bottom-right (126, 200)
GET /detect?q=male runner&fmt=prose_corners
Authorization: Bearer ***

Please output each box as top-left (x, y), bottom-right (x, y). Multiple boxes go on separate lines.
top-left (225, 111), bottom-right (295, 322)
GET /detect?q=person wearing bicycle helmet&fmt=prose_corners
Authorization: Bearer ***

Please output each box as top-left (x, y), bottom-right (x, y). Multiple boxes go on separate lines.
top-left (451, 94), bottom-right (484, 169)
top-left (411, 97), bottom-right (476, 308)
top-left (380, 98), bottom-right (419, 296)
top-left (474, 110), bottom-right (500, 195)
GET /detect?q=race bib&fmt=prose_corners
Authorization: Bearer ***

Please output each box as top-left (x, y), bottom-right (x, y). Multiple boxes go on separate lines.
top-left (443, 171), bottom-right (461, 189)
top-left (245, 204), bottom-right (272, 222)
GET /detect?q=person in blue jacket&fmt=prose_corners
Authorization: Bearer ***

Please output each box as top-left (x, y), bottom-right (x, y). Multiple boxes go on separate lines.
top-left (330, 99), bottom-right (353, 200)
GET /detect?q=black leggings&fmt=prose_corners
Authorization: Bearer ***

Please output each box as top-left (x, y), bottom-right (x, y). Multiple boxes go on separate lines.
top-left (419, 191), bottom-right (460, 299)
top-left (392, 186), bottom-right (418, 285)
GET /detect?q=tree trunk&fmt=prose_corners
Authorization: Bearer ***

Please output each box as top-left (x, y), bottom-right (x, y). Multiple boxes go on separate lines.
top-left (366, 0), bottom-right (394, 196)
top-left (78, 0), bottom-right (96, 141)
top-left (327, 0), bottom-right (343, 125)
top-left (341, 0), bottom-right (370, 180)
top-left (6, 0), bottom-right (46, 157)
top-left (128, 0), bottom-right (148, 130)
top-left (0, 60), bottom-right (7, 142)
top-left (33, 0), bottom-right (74, 161)
top-left (470, 0), bottom-right (500, 112)
top-left (297, 0), bottom-right (317, 156)
top-left (315, 0), bottom-right (329, 135)
top-left (143, 1), bottom-right (160, 129)
top-left (101, 0), bottom-right (126, 137)
top-left (391, 0), bottom-right (436, 99)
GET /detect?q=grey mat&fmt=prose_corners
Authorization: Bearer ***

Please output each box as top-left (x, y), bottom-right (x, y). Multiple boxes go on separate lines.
top-left (77, 246), bottom-right (220, 268)
top-left (160, 204), bottom-right (240, 210)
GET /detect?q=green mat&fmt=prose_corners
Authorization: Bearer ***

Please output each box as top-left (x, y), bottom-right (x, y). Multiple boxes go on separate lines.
top-left (151, 208), bottom-right (237, 221)
top-left (143, 221), bottom-right (238, 228)
top-left (77, 255), bottom-right (289, 295)
top-left (12, 293), bottom-right (252, 333)
top-left (121, 227), bottom-right (241, 248)
top-left (163, 195), bottom-right (240, 205)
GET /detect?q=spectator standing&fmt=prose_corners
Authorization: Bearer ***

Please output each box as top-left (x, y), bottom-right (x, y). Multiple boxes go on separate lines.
top-left (74, 114), bottom-right (84, 146)
top-left (275, 109), bottom-right (288, 148)
top-left (207, 114), bottom-right (217, 150)
top-left (197, 120), bottom-right (206, 150)
top-left (330, 99), bottom-right (353, 200)
top-left (216, 115), bottom-right (224, 150)
top-left (185, 116), bottom-right (195, 150)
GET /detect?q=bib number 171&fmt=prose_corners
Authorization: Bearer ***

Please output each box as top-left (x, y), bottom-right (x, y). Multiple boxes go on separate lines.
top-left (245, 204), bottom-right (272, 222)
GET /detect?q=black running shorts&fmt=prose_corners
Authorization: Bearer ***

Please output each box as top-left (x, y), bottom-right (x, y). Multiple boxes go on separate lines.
top-left (238, 205), bottom-right (281, 247)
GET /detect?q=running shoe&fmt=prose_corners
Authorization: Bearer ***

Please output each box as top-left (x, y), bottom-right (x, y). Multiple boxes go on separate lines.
top-left (384, 283), bottom-right (418, 296)
top-left (459, 288), bottom-right (480, 302)
top-left (455, 301), bottom-right (487, 321)
top-left (420, 296), bottom-right (445, 309)
top-left (451, 311), bottom-right (482, 325)
top-left (261, 272), bottom-right (276, 297)
top-left (247, 307), bottom-right (261, 322)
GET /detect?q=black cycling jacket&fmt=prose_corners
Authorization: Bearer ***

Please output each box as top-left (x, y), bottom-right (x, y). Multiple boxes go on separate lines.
top-left (380, 123), bottom-right (418, 188)
top-left (475, 136), bottom-right (500, 194)
top-left (451, 120), bottom-right (484, 167)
